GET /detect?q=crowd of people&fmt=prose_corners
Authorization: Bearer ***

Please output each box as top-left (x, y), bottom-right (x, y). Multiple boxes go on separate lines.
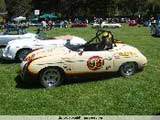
top-left (40, 19), bottom-right (69, 31)
top-left (1, 15), bottom-right (159, 34)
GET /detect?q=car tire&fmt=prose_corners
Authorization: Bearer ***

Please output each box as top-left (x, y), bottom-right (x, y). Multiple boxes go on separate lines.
top-left (119, 62), bottom-right (137, 77)
top-left (151, 28), bottom-right (156, 36)
top-left (39, 67), bottom-right (64, 88)
top-left (16, 48), bottom-right (32, 62)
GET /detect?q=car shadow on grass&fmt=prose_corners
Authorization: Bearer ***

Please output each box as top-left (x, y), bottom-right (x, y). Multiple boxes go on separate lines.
top-left (15, 72), bottom-right (119, 89)
top-left (15, 75), bottom-right (42, 89)
top-left (63, 72), bottom-right (119, 85)
top-left (0, 57), bottom-right (17, 64)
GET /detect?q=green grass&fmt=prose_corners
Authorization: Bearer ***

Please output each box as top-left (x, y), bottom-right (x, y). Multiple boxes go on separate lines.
top-left (0, 24), bottom-right (160, 115)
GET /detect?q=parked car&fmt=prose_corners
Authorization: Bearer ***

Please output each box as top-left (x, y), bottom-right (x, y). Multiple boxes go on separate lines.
top-left (91, 22), bottom-right (100, 28)
top-left (92, 21), bottom-right (122, 28)
top-left (54, 20), bottom-right (68, 28)
top-left (129, 20), bottom-right (138, 26)
top-left (71, 23), bottom-right (88, 27)
top-left (0, 29), bottom-right (36, 46)
top-left (151, 20), bottom-right (160, 36)
top-left (143, 20), bottom-right (150, 27)
top-left (20, 30), bottom-right (147, 88)
top-left (2, 34), bottom-right (86, 61)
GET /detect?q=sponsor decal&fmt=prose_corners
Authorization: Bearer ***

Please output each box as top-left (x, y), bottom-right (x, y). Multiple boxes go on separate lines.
top-left (113, 53), bottom-right (120, 59)
top-left (63, 64), bottom-right (68, 69)
top-left (105, 57), bottom-right (112, 61)
top-left (63, 64), bottom-right (72, 71)
top-left (106, 66), bottom-right (111, 70)
top-left (118, 52), bottom-right (137, 56)
top-left (87, 56), bottom-right (104, 71)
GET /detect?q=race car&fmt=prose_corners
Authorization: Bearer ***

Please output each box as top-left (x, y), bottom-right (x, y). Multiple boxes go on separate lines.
top-left (2, 34), bottom-right (86, 61)
top-left (20, 30), bottom-right (147, 88)
top-left (0, 28), bottom-right (36, 46)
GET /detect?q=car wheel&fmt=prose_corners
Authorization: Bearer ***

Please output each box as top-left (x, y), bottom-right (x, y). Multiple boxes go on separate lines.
top-left (16, 48), bottom-right (32, 62)
top-left (151, 28), bottom-right (156, 36)
top-left (39, 67), bottom-right (64, 88)
top-left (119, 62), bottom-right (137, 77)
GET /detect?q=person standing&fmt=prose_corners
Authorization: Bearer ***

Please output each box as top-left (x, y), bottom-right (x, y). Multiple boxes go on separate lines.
top-left (41, 20), bottom-right (47, 31)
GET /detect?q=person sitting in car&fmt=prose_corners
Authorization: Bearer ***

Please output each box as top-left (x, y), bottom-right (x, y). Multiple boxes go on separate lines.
top-left (100, 32), bottom-right (113, 50)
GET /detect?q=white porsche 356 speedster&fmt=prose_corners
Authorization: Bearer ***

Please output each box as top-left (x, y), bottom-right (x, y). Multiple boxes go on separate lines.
top-left (2, 33), bottom-right (86, 61)
top-left (20, 30), bottom-right (147, 88)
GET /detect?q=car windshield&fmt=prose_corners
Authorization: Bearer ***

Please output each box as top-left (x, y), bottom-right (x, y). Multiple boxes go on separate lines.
top-left (36, 32), bottom-right (48, 39)
top-left (65, 44), bottom-right (83, 51)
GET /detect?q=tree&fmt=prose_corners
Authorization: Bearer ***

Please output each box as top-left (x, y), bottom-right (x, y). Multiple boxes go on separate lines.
top-left (5, 0), bottom-right (32, 18)
top-left (4, 0), bottom-right (160, 20)
top-left (147, 0), bottom-right (160, 15)
top-left (0, 0), bottom-right (6, 12)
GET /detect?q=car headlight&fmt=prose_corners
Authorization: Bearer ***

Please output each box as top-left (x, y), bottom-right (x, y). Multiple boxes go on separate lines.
top-left (4, 45), bottom-right (11, 53)
top-left (7, 46), bottom-right (10, 52)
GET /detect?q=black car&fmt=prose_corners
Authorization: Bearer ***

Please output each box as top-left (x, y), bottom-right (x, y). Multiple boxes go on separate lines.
top-left (151, 20), bottom-right (160, 36)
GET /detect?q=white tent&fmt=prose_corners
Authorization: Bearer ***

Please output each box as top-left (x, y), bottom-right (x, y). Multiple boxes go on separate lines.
top-left (13, 16), bottom-right (26, 22)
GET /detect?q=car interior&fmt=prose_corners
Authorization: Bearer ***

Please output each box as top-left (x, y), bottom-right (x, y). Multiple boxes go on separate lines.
top-left (65, 29), bottom-right (116, 52)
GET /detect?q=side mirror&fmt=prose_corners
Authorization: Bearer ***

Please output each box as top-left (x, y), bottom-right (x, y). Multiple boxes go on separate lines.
top-left (78, 48), bottom-right (84, 55)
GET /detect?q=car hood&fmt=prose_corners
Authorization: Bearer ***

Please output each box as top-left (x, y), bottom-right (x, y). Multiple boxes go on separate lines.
top-left (115, 43), bottom-right (140, 52)
top-left (7, 35), bottom-right (86, 47)
top-left (25, 33), bottom-right (37, 36)
top-left (8, 38), bottom-right (36, 45)
top-left (115, 43), bottom-right (135, 49)
top-left (25, 45), bottom-right (71, 61)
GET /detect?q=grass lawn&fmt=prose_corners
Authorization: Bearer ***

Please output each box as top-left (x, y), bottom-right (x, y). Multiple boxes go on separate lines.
top-left (0, 24), bottom-right (160, 115)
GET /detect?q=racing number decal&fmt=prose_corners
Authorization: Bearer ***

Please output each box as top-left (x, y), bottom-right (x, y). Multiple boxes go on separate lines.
top-left (87, 56), bottom-right (104, 71)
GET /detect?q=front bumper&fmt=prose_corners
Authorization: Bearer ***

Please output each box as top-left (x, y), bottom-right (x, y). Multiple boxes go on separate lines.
top-left (2, 48), bottom-right (15, 60)
top-left (155, 31), bottom-right (160, 36)
top-left (20, 61), bottom-right (38, 83)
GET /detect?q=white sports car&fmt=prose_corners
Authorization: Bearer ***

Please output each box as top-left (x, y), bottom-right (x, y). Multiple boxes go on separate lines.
top-left (92, 22), bottom-right (122, 28)
top-left (0, 31), bottom-right (36, 46)
top-left (20, 30), bottom-right (147, 88)
top-left (2, 34), bottom-right (86, 61)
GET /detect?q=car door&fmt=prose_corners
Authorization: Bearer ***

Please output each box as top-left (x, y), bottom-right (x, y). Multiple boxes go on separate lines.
top-left (67, 50), bottom-right (114, 74)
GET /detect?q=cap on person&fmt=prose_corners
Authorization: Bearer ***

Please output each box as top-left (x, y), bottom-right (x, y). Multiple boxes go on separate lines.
top-left (102, 32), bottom-right (109, 37)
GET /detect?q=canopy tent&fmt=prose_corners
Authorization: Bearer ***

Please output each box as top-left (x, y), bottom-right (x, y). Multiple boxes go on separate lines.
top-left (39, 13), bottom-right (58, 19)
top-left (13, 16), bottom-right (26, 22)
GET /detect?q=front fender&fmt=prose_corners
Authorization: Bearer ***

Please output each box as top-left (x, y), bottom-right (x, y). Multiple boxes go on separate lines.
top-left (27, 56), bottom-right (64, 74)
top-left (3, 45), bottom-right (19, 60)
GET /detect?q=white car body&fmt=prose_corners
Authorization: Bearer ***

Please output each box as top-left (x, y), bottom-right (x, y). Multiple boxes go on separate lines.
top-left (0, 32), bottom-right (36, 46)
top-left (2, 35), bottom-right (86, 61)
top-left (92, 22), bottom-right (122, 28)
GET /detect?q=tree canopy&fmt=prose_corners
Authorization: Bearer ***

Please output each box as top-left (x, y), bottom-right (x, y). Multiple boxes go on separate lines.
top-left (3, 0), bottom-right (160, 19)
top-left (0, 0), bottom-right (6, 13)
